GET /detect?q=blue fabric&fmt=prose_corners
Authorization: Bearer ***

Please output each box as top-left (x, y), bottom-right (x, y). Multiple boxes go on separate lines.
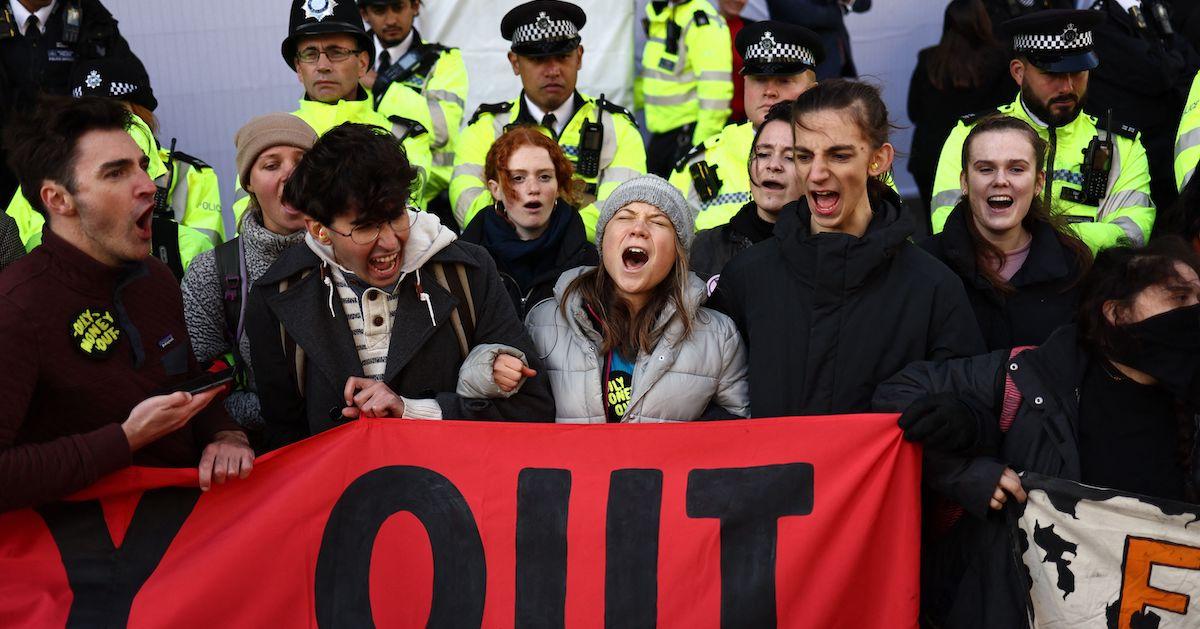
top-left (479, 200), bottom-right (573, 291)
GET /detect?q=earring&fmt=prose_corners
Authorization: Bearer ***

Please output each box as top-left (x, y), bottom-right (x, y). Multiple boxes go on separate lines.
top-left (870, 162), bottom-right (878, 170)
top-left (318, 228), bottom-right (331, 244)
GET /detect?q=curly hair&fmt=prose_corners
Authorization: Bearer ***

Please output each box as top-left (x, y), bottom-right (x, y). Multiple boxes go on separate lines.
top-left (484, 125), bottom-right (579, 209)
top-left (281, 122), bottom-right (419, 226)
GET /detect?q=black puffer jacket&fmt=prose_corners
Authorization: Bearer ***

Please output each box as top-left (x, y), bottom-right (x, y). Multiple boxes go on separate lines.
top-left (921, 203), bottom-right (1086, 350)
top-left (460, 200), bottom-right (598, 319)
top-left (711, 188), bottom-right (985, 417)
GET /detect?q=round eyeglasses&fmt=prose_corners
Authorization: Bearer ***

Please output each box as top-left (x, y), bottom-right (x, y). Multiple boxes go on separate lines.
top-left (325, 214), bottom-right (411, 245)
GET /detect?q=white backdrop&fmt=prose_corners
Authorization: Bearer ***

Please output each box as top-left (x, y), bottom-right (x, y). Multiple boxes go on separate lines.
top-left (103, 0), bottom-right (940, 232)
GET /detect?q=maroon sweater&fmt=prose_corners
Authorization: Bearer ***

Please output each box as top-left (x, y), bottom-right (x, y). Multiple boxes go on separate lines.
top-left (0, 230), bottom-right (238, 511)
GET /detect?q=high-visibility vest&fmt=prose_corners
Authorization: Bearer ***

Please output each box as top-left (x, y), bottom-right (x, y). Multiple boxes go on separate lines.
top-left (1175, 70), bottom-right (1200, 192)
top-left (451, 92), bottom-right (647, 242)
top-left (930, 93), bottom-right (1155, 252)
top-left (670, 120), bottom-right (754, 231)
top-left (637, 0), bottom-right (733, 146)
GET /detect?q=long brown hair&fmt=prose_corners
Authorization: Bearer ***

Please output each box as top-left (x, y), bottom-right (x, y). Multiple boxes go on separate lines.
top-left (927, 0), bottom-right (1002, 91)
top-left (559, 239), bottom-right (694, 357)
top-left (958, 115), bottom-right (1092, 293)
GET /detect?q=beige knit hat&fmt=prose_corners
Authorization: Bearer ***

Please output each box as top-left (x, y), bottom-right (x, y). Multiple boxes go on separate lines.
top-left (234, 113), bottom-right (317, 189)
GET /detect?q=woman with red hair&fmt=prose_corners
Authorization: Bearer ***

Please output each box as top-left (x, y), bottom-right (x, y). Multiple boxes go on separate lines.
top-left (460, 125), bottom-right (599, 317)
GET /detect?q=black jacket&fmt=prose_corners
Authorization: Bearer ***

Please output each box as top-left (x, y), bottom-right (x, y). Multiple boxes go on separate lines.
top-left (459, 200), bottom-right (597, 318)
top-left (711, 189), bottom-right (985, 418)
top-left (690, 201), bottom-right (775, 282)
top-left (920, 204), bottom-right (1086, 351)
top-left (246, 238), bottom-right (555, 450)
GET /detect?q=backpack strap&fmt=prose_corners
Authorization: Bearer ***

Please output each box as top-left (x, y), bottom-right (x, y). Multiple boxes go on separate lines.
top-left (213, 236), bottom-right (248, 383)
top-left (429, 261), bottom-right (476, 360)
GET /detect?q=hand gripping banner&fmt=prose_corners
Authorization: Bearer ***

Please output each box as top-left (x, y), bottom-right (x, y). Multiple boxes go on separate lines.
top-left (0, 415), bottom-right (920, 628)
top-left (1017, 473), bottom-right (1200, 628)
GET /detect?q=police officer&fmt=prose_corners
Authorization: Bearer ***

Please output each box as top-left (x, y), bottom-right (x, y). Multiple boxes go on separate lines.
top-left (271, 0), bottom-right (431, 209)
top-left (930, 10), bottom-right (1155, 252)
top-left (5, 56), bottom-right (217, 279)
top-left (359, 0), bottom-right (468, 200)
top-left (639, 0), bottom-right (733, 177)
top-left (450, 0), bottom-right (647, 241)
top-left (670, 21), bottom-right (823, 231)
top-left (1088, 0), bottom-right (1199, 210)
top-left (1175, 69), bottom-right (1200, 192)
top-left (0, 0), bottom-right (138, 201)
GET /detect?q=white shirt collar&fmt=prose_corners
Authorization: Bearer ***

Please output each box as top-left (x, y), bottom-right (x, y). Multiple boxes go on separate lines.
top-left (523, 94), bottom-right (576, 136)
top-left (1111, 0), bottom-right (1141, 11)
top-left (11, 0), bottom-right (57, 36)
top-left (374, 28), bottom-right (415, 70)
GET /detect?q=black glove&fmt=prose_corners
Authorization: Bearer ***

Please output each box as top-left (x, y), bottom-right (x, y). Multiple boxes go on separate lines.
top-left (896, 393), bottom-right (978, 453)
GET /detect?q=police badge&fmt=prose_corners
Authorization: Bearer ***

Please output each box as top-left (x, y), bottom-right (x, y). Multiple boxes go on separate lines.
top-left (302, 0), bottom-right (337, 22)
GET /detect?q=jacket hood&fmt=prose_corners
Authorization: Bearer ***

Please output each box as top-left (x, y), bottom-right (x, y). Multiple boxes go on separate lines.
top-left (773, 186), bottom-right (915, 290)
top-left (936, 202), bottom-right (1077, 293)
top-left (551, 266), bottom-right (709, 341)
top-left (303, 208), bottom-right (457, 278)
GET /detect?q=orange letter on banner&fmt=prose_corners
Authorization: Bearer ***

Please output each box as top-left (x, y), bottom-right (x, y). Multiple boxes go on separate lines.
top-left (1117, 536), bottom-right (1200, 628)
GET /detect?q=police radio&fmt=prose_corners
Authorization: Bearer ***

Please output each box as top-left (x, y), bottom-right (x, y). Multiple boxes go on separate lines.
top-left (153, 138), bottom-right (177, 218)
top-left (0, 3), bottom-right (16, 40)
top-left (689, 161), bottom-right (721, 203)
top-left (1061, 112), bottom-right (1113, 207)
top-left (576, 95), bottom-right (605, 178)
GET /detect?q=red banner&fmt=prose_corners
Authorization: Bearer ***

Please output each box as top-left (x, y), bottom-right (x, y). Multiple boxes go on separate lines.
top-left (0, 415), bottom-right (920, 628)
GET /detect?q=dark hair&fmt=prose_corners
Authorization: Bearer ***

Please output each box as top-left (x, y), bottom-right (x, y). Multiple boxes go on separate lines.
top-left (3, 96), bottom-right (133, 216)
top-left (1077, 236), bottom-right (1200, 353)
top-left (927, 0), bottom-right (1002, 91)
top-left (560, 240), bottom-right (694, 358)
top-left (957, 115), bottom-right (1092, 292)
top-left (282, 122), bottom-right (419, 226)
top-left (1159, 166), bottom-right (1200, 244)
top-left (485, 125), bottom-right (579, 209)
top-left (747, 99), bottom-right (794, 188)
top-left (791, 78), bottom-right (896, 199)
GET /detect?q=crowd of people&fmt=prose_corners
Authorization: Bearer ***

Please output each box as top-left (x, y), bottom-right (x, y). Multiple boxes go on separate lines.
top-left (3, 0), bottom-right (1200, 626)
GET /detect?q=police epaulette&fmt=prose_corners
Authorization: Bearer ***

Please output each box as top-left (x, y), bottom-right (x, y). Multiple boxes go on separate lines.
top-left (169, 150), bottom-right (212, 170)
top-left (388, 115), bottom-right (428, 138)
top-left (959, 107), bottom-right (999, 126)
top-left (598, 99), bottom-right (638, 127)
top-left (673, 142), bottom-right (706, 173)
top-left (693, 10), bottom-right (710, 26)
top-left (1094, 114), bottom-right (1139, 139)
top-left (468, 101), bottom-right (514, 126)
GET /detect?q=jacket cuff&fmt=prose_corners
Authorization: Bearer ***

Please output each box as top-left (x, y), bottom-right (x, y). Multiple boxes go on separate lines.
top-left (401, 397), bottom-right (443, 420)
top-left (87, 423), bottom-right (133, 478)
top-left (455, 343), bottom-right (529, 399)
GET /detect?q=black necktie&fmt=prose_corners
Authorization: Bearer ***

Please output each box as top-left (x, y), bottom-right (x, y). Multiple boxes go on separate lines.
top-left (24, 15), bottom-right (39, 37)
top-left (541, 113), bottom-right (557, 137)
top-left (378, 49), bottom-right (392, 74)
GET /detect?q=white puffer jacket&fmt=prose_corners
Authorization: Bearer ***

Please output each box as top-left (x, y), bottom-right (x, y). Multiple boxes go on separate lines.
top-left (525, 266), bottom-right (749, 423)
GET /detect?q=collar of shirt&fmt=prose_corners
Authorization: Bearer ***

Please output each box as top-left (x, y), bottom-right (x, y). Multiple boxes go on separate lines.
top-left (1111, 0), bottom-right (1141, 11)
top-left (375, 28), bottom-right (415, 70)
top-left (523, 95), bottom-right (575, 137)
top-left (11, 0), bottom-right (57, 36)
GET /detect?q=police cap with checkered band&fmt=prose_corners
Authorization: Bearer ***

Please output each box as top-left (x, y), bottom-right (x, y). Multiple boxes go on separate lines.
top-left (736, 21), bottom-right (824, 77)
top-left (501, 0), bottom-right (586, 58)
top-left (282, 0), bottom-right (375, 70)
top-left (1002, 9), bottom-right (1104, 74)
top-left (69, 56), bottom-right (158, 112)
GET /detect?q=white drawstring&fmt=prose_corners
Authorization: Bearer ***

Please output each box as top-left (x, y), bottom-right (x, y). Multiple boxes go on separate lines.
top-left (414, 268), bottom-right (436, 327)
top-left (321, 265), bottom-right (335, 318)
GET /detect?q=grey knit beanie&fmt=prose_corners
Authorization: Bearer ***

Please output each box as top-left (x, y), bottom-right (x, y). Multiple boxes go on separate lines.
top-left (234, 113), bottom-right (317, 189)
top-left (595, 175), bottom-right (695, 252)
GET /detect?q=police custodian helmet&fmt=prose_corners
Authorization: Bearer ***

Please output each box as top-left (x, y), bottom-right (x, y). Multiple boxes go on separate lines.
top-left (1003, 9), bottom-right (1104, 74)
top-left (281, 0), bottom-right (376, 70)
top-left (735, 21), bottom-right (825, 77)
top-left (501, 0), bottom-right (587, 58)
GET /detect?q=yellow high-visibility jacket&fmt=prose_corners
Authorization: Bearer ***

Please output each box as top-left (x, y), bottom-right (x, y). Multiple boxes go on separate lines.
top-left (669, 120), bottom-right (753, 231)
top-left (1174, 69), bottom-right (1200, 191)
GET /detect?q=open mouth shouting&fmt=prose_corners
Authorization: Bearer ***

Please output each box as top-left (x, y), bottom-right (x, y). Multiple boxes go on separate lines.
top-left (810, 189), bottom-right (841, 216)
top-left (987, 195), bottom-right (1014, 211)
top-left (367, 250), bottom-right (400, 281)
top-left (759, 177), bottom-right (787, 191)
top-left (622, 246), bottom-right (649, 271)
top-left (133, 204), bottom-right (154, 242)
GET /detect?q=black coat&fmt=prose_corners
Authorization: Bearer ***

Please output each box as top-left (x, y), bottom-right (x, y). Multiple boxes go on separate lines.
top-left (246, 239), bottom-right (555, 450)
top-left (1088, 0), bottom-right (1200, 209)
top-left (765, 0), bottom-right (870, 79)
top-left (906, 47), bottom-right (1015, 212)
top-left (459, 201), bottom-right (597, 319)
top-left (689, 201), bottom-right (774, 282)
top-left (920, 204), bottom-right (1086, 351)
top-left (711, 189), bottom-right (986, 418)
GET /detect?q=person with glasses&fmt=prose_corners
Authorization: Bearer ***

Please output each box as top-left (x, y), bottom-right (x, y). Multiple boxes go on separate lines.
top-left (246, 123), bottom-right (554, 449)
top-left (227, 0), bottom-right (435, 220)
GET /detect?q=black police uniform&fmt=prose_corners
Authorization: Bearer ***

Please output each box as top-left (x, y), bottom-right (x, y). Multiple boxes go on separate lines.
top-left (1088, 0), bottom-right (1200, 211)
top-left (0, 0), bottom-right (138, 200)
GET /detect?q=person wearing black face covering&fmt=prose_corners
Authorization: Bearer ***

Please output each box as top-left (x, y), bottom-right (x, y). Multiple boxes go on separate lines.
top-left (873, 236), bottom-right (1200, 629)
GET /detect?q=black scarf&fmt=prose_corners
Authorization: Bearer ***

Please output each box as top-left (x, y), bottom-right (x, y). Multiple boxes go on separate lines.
top-left (1106, 303), bottom-right (1200, 407)
top-left (480, 201), bottom-right (573, 292)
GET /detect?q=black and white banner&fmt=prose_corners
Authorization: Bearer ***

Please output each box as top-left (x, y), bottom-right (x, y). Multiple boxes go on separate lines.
top-left (1017, 473), bottom-right (1200, 628)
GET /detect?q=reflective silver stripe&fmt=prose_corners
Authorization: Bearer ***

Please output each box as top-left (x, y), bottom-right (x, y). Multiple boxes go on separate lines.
top-left (427, 98), bottom-right (450, 148)
top-left (1103, 189), bottom-right (1153, 211)
top-left (170, 164), bottom-right (190, 224)
top-left (597, 105), bottom-right (618, 173)
top-left (490, 110), bottom-right (513, 139)
top-left (1176, 127), bottom-right (1200, 160)
top-left (642, 68), bottom-right (695, 83)
top-left (191, 226), bottom-right (221, 245)
top-left (433, 151), bottom-right (455, 167)
top-left (698, 71), bottom-right (731, 82)
top-left (644, 92), bottom-right (693, 106)
top-left (454, 187), bottom-right (486, 227)
top-left (1111, 216), bottom-right (1146, 246)
top-left (699, 98), bottom-right (728, 110)
top-left (600, 166), bottom-right (642, 185)
top-left (1185, 167), bottom-right (1197, 189)
top-left (426, 89), bottom-right (465, 109)
top-left (452, 163), bottom-right (485, 180)
top-left (932, 190), bottom-right (961, 209)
